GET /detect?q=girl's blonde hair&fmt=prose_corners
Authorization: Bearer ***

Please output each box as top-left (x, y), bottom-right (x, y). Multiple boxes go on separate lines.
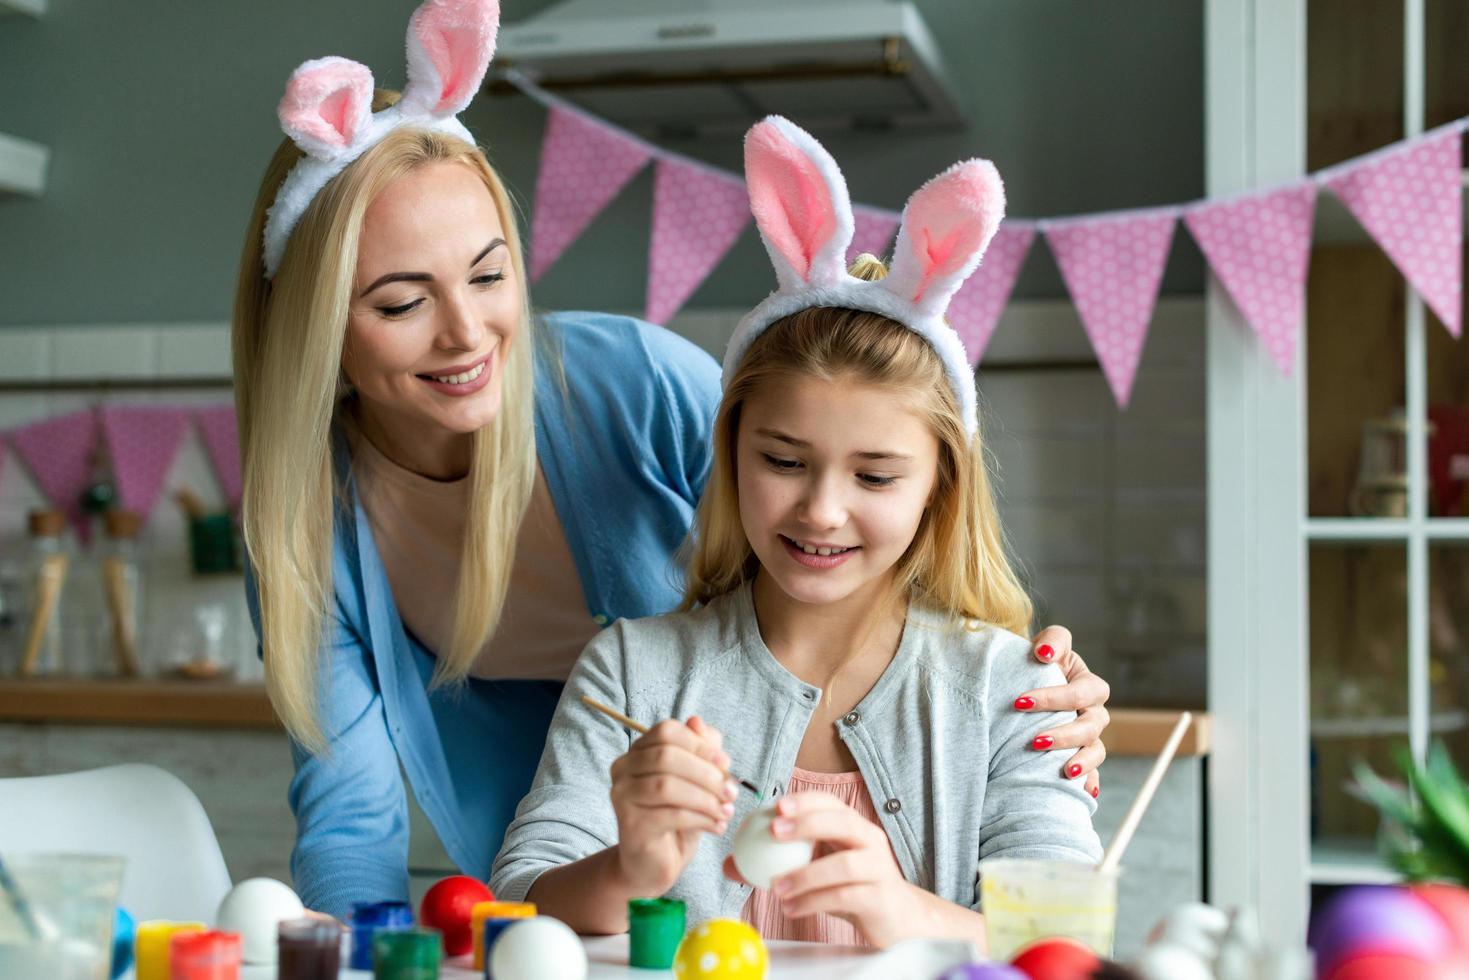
top-left (233, 92), bottom-right (535, 752)
top-left (682, 255), bottom-right (1032, 635)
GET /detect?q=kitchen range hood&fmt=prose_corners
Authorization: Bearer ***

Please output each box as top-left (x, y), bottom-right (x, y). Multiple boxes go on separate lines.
top-left (491, 0), bottom-right (966, 136)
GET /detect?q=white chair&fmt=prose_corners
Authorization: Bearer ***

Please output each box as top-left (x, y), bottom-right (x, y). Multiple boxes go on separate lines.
top-left (0, 763), bottom-right (233, 922)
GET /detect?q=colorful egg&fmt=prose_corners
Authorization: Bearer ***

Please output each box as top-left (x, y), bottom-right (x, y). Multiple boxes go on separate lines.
top-left (1310, 885), bottom-right (1454, 976)
top-left (417, 874), bottom-right (494, 956)
top-left (489, 916), bottom-right (587, 980)
top-left (1010, 937), bottom-right (1102, 980)
top-left (731, 805), bottom-right (813, 889)
top-left (1411, 884), bottom-right (1469, 949)
top-left (214, 877), bottom-right (305, 965)
top-left (937, 963), bottom-right (1028, 979)
top-left (1325, 950), bottom-right (1468, 980)
top-left (674, 918), bottom-right (769, 980)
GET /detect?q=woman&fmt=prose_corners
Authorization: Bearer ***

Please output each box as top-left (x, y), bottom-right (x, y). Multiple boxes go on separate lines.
top-left (234, 0), bottom-right (1112, 919)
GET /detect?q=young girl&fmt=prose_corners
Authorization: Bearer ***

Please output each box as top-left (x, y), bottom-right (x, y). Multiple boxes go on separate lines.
top-left (490, 117), bottom-right (1101, 950)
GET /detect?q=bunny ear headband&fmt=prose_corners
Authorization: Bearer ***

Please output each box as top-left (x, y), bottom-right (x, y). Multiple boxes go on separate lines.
top-left (726, 116), bottom-right (1006, 437)
top-left (261, 0), bottom-right (500, 278)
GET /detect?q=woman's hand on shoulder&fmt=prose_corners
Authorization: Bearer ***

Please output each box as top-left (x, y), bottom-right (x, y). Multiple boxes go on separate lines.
top-left (1013, 625), bottom-right (1111, 801)
top-left (609, 715), bottom-right (735, 897)
top-left (721, 792), bottom-right (924, 949)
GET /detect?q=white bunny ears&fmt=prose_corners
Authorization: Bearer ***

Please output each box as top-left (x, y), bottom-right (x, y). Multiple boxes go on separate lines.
top-left (261, 0), bottom-right (500, 277)
top-left (725, 116), bottom-right (1007, 436)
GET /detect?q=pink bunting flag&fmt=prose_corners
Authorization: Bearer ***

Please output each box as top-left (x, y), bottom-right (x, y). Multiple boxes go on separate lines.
top-left (848, 207), bottom-right (900, 264)
top-left (530, 107), bottom-right (653, 282)
top-left (195, 405), bottom-right (242, 512)
top-left (646, 158), bottom-right (751, 325)
top-left (1045, 210), bottom-right (1177, 408)
top-left (100, 405), bottom-right (191, 523)
top-left (9, 409), bottom-right (100, 535)
top-left (947, 222), bottom-right (1036, 367)
top-left (1184, 183), bottom-right (1317, 375)
top-left (1322, 127), bottom-right (1464, 336)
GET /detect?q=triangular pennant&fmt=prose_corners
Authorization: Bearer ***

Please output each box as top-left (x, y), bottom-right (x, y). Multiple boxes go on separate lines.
top-left (1323, 128), bottom-right (1463, 336)
top-left (195, 405), bottom-right (242, 512)
top-left (10, 409), bottom-right (100, 535)
top-left (100, 405), bottom-right (191, 523)
top-left (1185, 183), bottom-right (1317, 375)
top-left (947, 222), bottom-right (1035, 367)
top-left (1045, 211), bottom-right (1177, 408)
top-left (847, 206), bottom-right (900, 264)
top-left (530, 107), bottom-right (653, 282)
top-left (646, 158), bottom-right (751, 325)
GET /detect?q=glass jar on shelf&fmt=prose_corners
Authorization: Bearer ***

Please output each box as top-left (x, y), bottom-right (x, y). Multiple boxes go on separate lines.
top-left (18, 509), bottom-right (70, 677)
top-left (96, 509), bottom-right (145, 677)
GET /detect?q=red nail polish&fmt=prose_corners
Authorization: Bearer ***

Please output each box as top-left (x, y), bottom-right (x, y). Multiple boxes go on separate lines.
top-left (1014, 696), bottom-right (1035, 711)
top-left (1091, 785), bottom-right (1099, 799)
top-left (1033, 735), bottom-right (1054, 750)
top-left (1037, 644), bottom-right (1055, 661)
top-left (1067, 764), bottom-right (1083, 778)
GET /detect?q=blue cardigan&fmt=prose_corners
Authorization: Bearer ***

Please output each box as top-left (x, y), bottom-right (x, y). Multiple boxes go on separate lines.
top-left (249, 311), bottom-right (721, 917)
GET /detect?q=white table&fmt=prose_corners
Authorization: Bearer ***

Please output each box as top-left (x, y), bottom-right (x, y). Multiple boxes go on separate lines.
top-left (236, 933), bottom-right (981, 978)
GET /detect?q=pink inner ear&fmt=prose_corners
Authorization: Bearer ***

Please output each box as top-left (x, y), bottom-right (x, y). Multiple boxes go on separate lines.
top-left (412, 0), bottom-right (499, 113)
top-left (279, 59), bottom-right (373, 149)
top-left (903, 164), bottom-right (1002, 301)
top-left (746, 122), bottom-right (837, 280)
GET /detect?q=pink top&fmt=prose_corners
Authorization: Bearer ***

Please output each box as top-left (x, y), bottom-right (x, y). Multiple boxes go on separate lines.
top-left (740, 767), bottom-right (893, 947)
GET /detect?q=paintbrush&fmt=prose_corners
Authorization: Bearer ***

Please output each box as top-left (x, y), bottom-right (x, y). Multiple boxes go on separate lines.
top-left (580, 695), bottom-right (762, 798)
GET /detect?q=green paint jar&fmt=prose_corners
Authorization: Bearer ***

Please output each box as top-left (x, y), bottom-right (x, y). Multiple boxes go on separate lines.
top-left (628, 898), bottom-right (686, 970)
top-left (371, 928), bottom-right (440, 979)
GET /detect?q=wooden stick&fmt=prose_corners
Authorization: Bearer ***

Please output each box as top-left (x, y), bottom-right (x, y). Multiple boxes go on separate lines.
top-left (102, 556), bottom-right (140, 677)
top-left (580, 695), bottom-right (761, 797)
top-left (19, 553), bottom-right (68, 677)
top-left (1098, 711), bottom-right (1192, 874)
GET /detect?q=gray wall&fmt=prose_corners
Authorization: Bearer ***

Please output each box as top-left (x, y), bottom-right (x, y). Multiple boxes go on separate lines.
top-left (0, 0), bottom-right (1203, 327)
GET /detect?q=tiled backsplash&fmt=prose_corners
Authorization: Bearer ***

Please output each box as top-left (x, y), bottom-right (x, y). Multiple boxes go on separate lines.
top-left (0, 301), bottom-right (1205, 702)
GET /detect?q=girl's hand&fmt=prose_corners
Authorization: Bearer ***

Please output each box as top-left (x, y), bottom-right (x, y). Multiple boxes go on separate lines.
top-left (722, 792), bottom-right (924, 948)
top-left (1017, 625), bottom-right (1112, 800)
top-left (610, 715), bottom-right (735, 897)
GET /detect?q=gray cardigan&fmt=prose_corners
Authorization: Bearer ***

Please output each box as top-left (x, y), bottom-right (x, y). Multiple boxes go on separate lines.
top-left (490, 583), bottom-right (1102, 923)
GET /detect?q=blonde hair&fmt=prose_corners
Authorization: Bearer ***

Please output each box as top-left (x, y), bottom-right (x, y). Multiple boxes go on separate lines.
top-left (682, 254), bottom-right (1032, 635)
top-left (233, 92), bottom-right (535, 752)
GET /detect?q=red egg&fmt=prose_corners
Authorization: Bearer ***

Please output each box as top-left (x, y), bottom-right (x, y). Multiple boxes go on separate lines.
top-left (1412, 884), bottom-right (1469, 951)
top-left (418, 875), bottom-right (494, 956)
top-left (1010, 937), bottom-right (1102, 980)
top-left (1311, 885), bottom-right (1454, 976)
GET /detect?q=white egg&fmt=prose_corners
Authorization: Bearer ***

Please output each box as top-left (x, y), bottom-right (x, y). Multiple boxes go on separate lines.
top-left (1133, 942), bottom-right (1215, 980)
top-left (215, 877), bottom-right (305, 965)
top-left (731, 804), bottom-right (814, 890)
top-left (1146, 902), bottom-right (1229, 961)
top-left (489, 916), bottom-right (587, 980)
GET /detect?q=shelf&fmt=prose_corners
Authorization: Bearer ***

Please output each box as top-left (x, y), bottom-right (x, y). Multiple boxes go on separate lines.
top-left (0, 131), bottom-right (49, 196)
top-left (1310, 837), bottom-right (1402, 886)
top-left (0, 0), bottom-right (45, 16)
top-left (1315, 170), bottom-right (1469, 247)
top-left (0, 678), bottom-right (277, 729)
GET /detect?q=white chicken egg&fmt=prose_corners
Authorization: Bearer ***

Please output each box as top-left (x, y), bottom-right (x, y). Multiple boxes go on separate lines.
top-left (731, 804), bottom-right (814, 890)
top-left (489, 916), bottom-right (587, 980)
top-left (215, 877), bottom-right (305, 965)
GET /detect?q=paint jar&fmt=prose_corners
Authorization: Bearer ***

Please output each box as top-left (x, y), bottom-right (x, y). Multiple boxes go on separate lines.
top-left (979, 857), bottom-right (1119, 960)
top-left (371, 928), bottom-right (440, 979)
top-left (134, 920), bottom-right (206, 980)
top-left (470, 901), bottom-right (535, 971)
top-left (276, 919), bottom-right (342, 980)
top-left (349, 901), bottom-right (413, 971)
top-left (169, 929), bottom-right (241, 979)
top-left (629, 897), bottom-right (686, 969)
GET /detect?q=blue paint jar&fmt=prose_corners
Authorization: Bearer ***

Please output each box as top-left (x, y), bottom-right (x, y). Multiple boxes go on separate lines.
top-left (349, 901), bottom-right (413, 970)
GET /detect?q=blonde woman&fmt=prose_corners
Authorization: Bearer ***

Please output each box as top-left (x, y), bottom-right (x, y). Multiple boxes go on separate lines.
top-left (238, 2), bottom-right (1112, 919)
top-left (492, 120), bottom-right (1099, 949)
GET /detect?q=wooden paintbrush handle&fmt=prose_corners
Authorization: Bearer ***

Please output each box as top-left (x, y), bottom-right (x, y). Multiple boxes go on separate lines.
top-left (102, 556), bottom-right (139, 677)
top-left (19, 553), bottom-right (69, 677)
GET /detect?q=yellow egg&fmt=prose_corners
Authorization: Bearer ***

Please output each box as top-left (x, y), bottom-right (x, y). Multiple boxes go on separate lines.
top-left (672, 918), bottom-right (769, 980)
